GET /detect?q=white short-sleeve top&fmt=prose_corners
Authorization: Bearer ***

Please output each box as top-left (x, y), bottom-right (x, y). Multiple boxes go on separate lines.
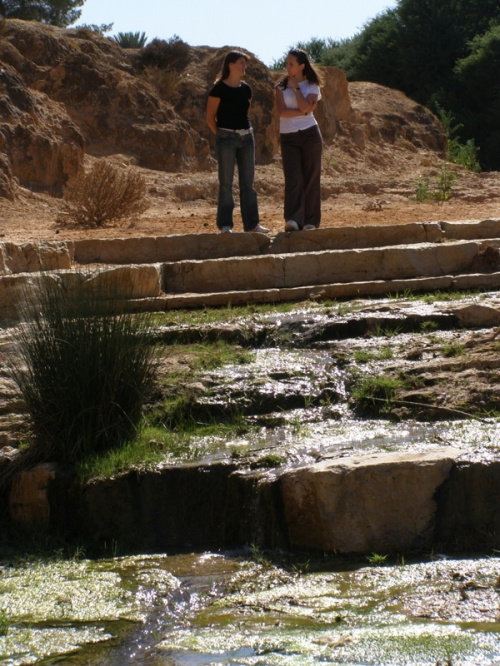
top-left (279, 80), bottom-right (321, 134)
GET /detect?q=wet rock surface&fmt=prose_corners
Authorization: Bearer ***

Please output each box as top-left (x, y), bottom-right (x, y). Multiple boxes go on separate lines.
top-left (154, 291), bottom-right (500, 424)
top-left (79, 293), bottom-right (500, 552)
top-left (2, 289), bottom-right (500, 555)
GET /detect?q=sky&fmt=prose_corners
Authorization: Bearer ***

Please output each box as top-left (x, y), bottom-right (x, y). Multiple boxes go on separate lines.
top-left (77, 0), bottom-right (398, 66)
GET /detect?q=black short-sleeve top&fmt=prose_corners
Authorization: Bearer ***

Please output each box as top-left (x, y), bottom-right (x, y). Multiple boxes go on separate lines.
top-left (208, 80), bottom-right (252, 130)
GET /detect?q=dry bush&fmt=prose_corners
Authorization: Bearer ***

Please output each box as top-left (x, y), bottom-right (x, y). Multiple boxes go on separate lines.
top-left (143, 65), bottom-right (179, 101)
top-left (63, 159), bottom-right (149, 227)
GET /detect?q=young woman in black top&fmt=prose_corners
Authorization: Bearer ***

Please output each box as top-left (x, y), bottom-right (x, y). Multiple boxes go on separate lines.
top-left (206, 50), bottom-right (268, 234)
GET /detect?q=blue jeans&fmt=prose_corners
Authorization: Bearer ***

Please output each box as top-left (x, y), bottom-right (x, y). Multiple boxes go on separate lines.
top-left (215, 129), bottom-right (259, 231)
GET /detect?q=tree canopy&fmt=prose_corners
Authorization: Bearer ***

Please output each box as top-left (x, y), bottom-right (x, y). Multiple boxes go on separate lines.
top-left (0, 0), bottom-right (84, 27)
top-left (290, 0), bottom-right (500, 170)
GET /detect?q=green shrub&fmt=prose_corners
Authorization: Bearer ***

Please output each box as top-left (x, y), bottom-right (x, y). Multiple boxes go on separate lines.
top-left (437, 106), bottom-right (481, 172)
top-left (420, 320), bottom-right (439, 333)
top-left (0, 609), bottom-right (9, 636)
top-left (434, 162), bottom-right (457, 201)
top-left (413, 177), bottom-right (432, 202)
top-left (11, 274), bottom-right (158, 463)
top-left (442, 341), bottom-right (464, 357)
top-left (412, 163), bottom-right (457, 203)
top-left (351, 375), bottom-right (402, 409)
top-left (76, 23), bottom-right (113, 36)
top-left (448, 137), bottom-right (480, 172)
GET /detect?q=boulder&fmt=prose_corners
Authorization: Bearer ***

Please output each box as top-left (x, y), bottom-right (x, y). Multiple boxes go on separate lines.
top-left (9, 462), bottom-right (57, 526)
top-left (279, 448), bottom-right (463, 553)
top-left (452, 303), bottom-right (500, 328)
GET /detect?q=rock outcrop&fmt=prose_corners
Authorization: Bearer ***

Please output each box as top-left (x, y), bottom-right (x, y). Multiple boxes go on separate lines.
top-left (8, 447), bottom-right (500, 555)
top-left (0, 63), bottom-right (84, 195)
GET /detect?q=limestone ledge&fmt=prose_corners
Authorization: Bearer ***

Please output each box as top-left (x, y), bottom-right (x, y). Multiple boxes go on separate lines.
top-left (7, 446), bottom-right (500, 555)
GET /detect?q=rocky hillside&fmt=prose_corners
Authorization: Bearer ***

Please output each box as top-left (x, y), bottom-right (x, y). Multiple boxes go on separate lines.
top-left (0, 18), bottom-right (447, 202)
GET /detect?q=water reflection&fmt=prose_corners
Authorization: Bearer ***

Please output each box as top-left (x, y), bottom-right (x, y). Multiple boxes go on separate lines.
top-left (190, 410), bottom-right (500, 468)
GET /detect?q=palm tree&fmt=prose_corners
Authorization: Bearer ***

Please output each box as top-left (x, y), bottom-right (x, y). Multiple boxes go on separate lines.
top-left (112, 31), bottom-right (147, 49)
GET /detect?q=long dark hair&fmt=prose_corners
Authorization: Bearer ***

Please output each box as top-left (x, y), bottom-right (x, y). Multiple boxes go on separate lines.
top-left (216, 50), bottom-right (249, 82)
top-left (278, 48), bottom-right (322, 89)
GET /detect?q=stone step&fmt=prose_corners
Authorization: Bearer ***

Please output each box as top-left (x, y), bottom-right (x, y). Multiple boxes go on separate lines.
top-left (63, 217), bottom-right (500, 265)
top-left (162, 238), bottom-right (500, 295)
top-left (1, 219), bottom-right (500, 274)
top-left (0, 220), bottom-right (499, 321)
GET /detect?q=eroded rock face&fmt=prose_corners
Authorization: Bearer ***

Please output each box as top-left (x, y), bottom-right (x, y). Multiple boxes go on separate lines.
top-left (9, 462), bottom-right (57, 526)
top-left (0, 21), bottom-right (213, 177)
top-left (0, 19), bottom-right (447, 201)
top-left (0, 160), bottom-right (14, 200)
top-left (0, 63), bottom-right (84, 194)
top-left (315, 66), bottom-right (356, 144)
top-left (348, 81), bottom-right (446, 154)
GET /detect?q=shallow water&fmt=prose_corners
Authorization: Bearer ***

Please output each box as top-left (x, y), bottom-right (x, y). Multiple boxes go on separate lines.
top-left (1, 552), bottom-right (499, 665)
top-left (188, 401), bottom-right (500, 469)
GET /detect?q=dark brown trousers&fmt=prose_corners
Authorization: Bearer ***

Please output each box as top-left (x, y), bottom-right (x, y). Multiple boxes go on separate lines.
top-left (280, 124), bottom-right (323, 228)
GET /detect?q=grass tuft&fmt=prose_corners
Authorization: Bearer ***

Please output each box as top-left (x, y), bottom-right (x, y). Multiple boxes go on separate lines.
top-left (10, 273), bottom-right (158, 464)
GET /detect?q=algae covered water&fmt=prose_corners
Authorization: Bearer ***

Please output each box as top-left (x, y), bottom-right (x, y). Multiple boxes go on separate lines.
top-left (1, 551), bottom-right (499, 664)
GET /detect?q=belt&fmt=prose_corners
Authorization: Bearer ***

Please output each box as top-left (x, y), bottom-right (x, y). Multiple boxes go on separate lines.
top-left (219, 127), bottom-right (253, 136)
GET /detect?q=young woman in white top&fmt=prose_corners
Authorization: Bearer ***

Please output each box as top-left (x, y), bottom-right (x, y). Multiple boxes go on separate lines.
top-left (275, 49), bottom-right (323, 231)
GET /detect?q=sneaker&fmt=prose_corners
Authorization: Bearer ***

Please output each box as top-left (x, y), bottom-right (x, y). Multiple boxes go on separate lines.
top-left (303, 224), bottom-right (316, 230)
top-left (220, 226), bottom-right (232, 233)
top-left (250, 224), bottom-right (269, 233)
top-left (285, 220), bottom-right (299, 231)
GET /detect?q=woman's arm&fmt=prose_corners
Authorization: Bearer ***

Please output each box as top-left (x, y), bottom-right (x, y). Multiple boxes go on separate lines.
top-left (305, 94), bottom-right (318, 112)
top-left (275, 87), bottom-right (306, 118)
top-left (206, 96), bottom-right (220, 135)
top-left (292, 87), bottom-right (318, 114)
